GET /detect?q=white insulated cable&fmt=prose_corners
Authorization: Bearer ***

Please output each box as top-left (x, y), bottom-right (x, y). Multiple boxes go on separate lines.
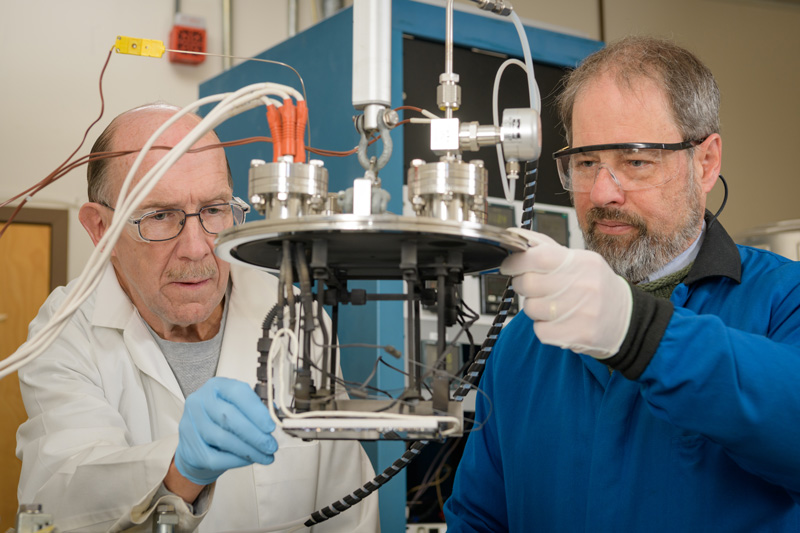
top-left (0, 82), bottom-right (304, 380)
top-left (265, 328), bottom-right (462, 436)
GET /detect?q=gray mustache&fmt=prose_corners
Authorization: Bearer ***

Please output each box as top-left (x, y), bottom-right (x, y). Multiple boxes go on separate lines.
top-left (165, 263), bottom-right (218, 282)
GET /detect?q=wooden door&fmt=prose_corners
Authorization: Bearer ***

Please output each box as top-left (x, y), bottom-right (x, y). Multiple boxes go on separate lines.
top-left (0, 208), bottom-right (67, 532)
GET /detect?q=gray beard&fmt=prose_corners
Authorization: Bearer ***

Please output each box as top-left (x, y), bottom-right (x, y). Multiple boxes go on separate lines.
top-left (581, 194), bottom-right (703, 284)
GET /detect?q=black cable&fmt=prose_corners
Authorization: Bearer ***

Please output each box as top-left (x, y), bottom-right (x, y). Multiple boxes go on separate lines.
top-left (303, 352), bottom-right (396, 401)
top-left (707, 174), bottom-right (728, 229)
top-left (453, 160), bottom-right (537, 402)
top-left (303, 159), bottom-right (541, 528)
top-left (304, 440), bottom-right (428, 527)
top-left (261, 302), bottom-right (281, 331)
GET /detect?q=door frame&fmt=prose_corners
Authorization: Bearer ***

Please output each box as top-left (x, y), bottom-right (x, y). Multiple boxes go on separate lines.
top-left (0, 207), bottom-right (68, 290)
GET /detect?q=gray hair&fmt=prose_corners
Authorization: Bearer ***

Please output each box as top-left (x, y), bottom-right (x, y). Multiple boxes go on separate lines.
top-left (557, 36), bottom-right (720, 146)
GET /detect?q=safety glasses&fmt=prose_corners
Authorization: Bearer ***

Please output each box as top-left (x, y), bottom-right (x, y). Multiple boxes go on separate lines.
top-left (553, 139), bottom-right (705, 192)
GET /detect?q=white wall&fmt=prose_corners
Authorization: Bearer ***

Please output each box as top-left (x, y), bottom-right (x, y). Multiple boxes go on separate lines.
top-left (0, 0), bottom-right (319, 280)
top-left (2, 0), bottom-right (799, 282)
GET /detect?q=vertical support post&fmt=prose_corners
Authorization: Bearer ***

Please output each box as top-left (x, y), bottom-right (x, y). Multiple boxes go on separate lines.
top-left (432, 268), bottom-right (450, 413)
top-left (352, 0), bottom-right (392, 130)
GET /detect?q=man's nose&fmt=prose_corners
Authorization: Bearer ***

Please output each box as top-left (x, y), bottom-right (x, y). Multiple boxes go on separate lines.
top-left (588, 165), bottom-right (626, 206)
top-left (176, 214), bottom-right (213, 258)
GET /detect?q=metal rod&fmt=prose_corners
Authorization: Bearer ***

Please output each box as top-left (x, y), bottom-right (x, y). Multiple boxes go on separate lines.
top-left (445, 0), bottom-right (455, 120)
top-left (433, 271), bottom-right (449, 412)
top-left (445, 0), bottom-right (454, 77)
top-left (316, 278), bottom-right (329, 392)
top-left (288, 0), bottom-right (299, 37)
top-left (414, 293), bottom-right (422, 394)
top-left (437, 273), bottom-right (447, 371)
top-left (365, 293), bottom-right (410, 301)
top-left (330, 301), bottom-right (339, 397)
top-left (406, 280), bottom-right (419, 393)
top-left (222, 0), bottom-right (233, 70)
top-left (322, 0), bottom-right (344, 18)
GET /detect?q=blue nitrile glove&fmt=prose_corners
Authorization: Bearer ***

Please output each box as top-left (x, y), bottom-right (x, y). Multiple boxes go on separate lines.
top-left (174, 376), bottom-right (278, 485)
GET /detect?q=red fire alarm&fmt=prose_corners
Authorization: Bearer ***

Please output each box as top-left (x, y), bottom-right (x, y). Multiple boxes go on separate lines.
top-left (168, 13), bottom-right (206, 65)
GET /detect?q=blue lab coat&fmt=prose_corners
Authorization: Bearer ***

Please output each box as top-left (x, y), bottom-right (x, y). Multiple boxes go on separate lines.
top-left (445, 218), bottom-right (800, 532)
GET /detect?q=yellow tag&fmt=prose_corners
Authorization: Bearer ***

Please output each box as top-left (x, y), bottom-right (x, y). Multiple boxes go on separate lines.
top-left (115, 36), bottom-right (165, 58)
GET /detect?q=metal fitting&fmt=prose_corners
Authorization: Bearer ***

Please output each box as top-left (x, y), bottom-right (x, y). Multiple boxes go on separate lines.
top-left (474, 0), bottom-right (513, 16)
top-left (155, 504), bottom-right (178, 533)
top-left (383, 109), bottom-right (400, 128)
top-left (15, 504), bottom-right (53, 533)
top-left (437, 73), bottom-right (461, 111)
top-left (459, 121), bottom-right (502, 152)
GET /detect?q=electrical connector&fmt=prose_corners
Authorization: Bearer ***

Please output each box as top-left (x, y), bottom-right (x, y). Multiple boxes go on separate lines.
top-left (115, 36), bottom-right (165, 58)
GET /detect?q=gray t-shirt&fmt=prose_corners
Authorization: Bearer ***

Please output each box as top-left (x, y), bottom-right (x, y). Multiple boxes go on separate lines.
top-left (145, 286), bottom-right (230, 398)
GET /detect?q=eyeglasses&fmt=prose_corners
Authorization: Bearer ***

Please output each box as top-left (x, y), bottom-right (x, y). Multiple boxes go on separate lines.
top-left (101, 197), bottom-right (250, 242)
top-left (552, 139), bottom-right (705, 192)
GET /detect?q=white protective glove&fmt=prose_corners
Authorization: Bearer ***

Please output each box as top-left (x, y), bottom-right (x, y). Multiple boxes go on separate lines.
top-left (500, 227), bottom-right (633, 359)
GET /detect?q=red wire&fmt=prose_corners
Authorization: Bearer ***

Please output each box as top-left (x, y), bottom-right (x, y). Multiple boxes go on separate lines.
top-left (0, 47), bottom-right (115, 239)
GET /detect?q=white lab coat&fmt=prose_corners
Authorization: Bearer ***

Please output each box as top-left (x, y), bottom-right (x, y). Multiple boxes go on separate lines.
top-left (15, 263), bottom-right (379, 532)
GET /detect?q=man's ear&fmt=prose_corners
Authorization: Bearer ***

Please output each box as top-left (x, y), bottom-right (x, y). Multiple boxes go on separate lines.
top-left (697, 133), bottom-right (722, 194)
top-left (78, 202), bottom-right (110, 247)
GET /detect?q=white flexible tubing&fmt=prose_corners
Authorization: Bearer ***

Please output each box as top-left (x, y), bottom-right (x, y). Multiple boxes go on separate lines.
top-left (259, 96), bottom-right (281, 109)
top-left (0, 97), bottom-right (225, 378)
top-left (115, 94), bottom-right (227, 208)
top-left (266, 83), bottom-right (303, 102)
top-left (266, 328), bottom-right (298, 430)
top-left (493, 58), bottom-right (528, 204)
top-left (420, 108), bottom-right (439, 120)
top-left (69, 94), bottom-right (242, 307)
top-left (98, 83), bottom-right (295, 252)
top-left (266, 328), bottom-right (461, 435)
top-left (492, 4), bottom-right (542, 204)
top-left (1, 82), bottom-right (300, 379)
top-left (510, 10), bottom-right (540, 114)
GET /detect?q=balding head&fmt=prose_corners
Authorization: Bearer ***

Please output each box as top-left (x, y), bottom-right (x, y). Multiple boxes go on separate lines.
top-left (87, 103), bottom-right (231, 206)
top-left (79, 103), bottom-right (236, 341)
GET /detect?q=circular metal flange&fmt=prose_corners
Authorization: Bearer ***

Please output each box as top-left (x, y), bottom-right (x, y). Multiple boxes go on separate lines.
top-left (407, 159), bottom-right (488, 223)
top-left (249, 159), bottom-right (328, 219)
top-left (215, 214), bottom-right (528, 279)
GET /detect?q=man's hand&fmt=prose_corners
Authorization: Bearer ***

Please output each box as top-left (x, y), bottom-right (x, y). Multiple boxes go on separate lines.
top-left (500, 228), bottom-right (632, 359)
top-left (174, 377), bottom-right (278, 486)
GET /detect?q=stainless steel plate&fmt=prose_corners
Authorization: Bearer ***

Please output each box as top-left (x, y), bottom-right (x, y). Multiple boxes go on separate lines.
top-left (215, 214), bottom-right (527, 279)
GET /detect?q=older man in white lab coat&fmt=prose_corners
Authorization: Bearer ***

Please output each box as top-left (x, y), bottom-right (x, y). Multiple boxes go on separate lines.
top-left (14, 104), bottom-right (379, 532)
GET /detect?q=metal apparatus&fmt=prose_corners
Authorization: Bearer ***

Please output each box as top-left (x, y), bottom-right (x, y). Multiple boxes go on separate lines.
top-left (12, 504), bottom-right (54, 533)
top-left (248, 156), bottom-right (329, 219)
top-left (214, 0), bottom-right (539, 441)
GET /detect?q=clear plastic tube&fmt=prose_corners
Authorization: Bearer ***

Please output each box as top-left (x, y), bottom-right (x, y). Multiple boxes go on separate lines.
top-left (493, 58), bottom-right (529, 203)
top-left (492, 4), bottom-right (542, 204)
